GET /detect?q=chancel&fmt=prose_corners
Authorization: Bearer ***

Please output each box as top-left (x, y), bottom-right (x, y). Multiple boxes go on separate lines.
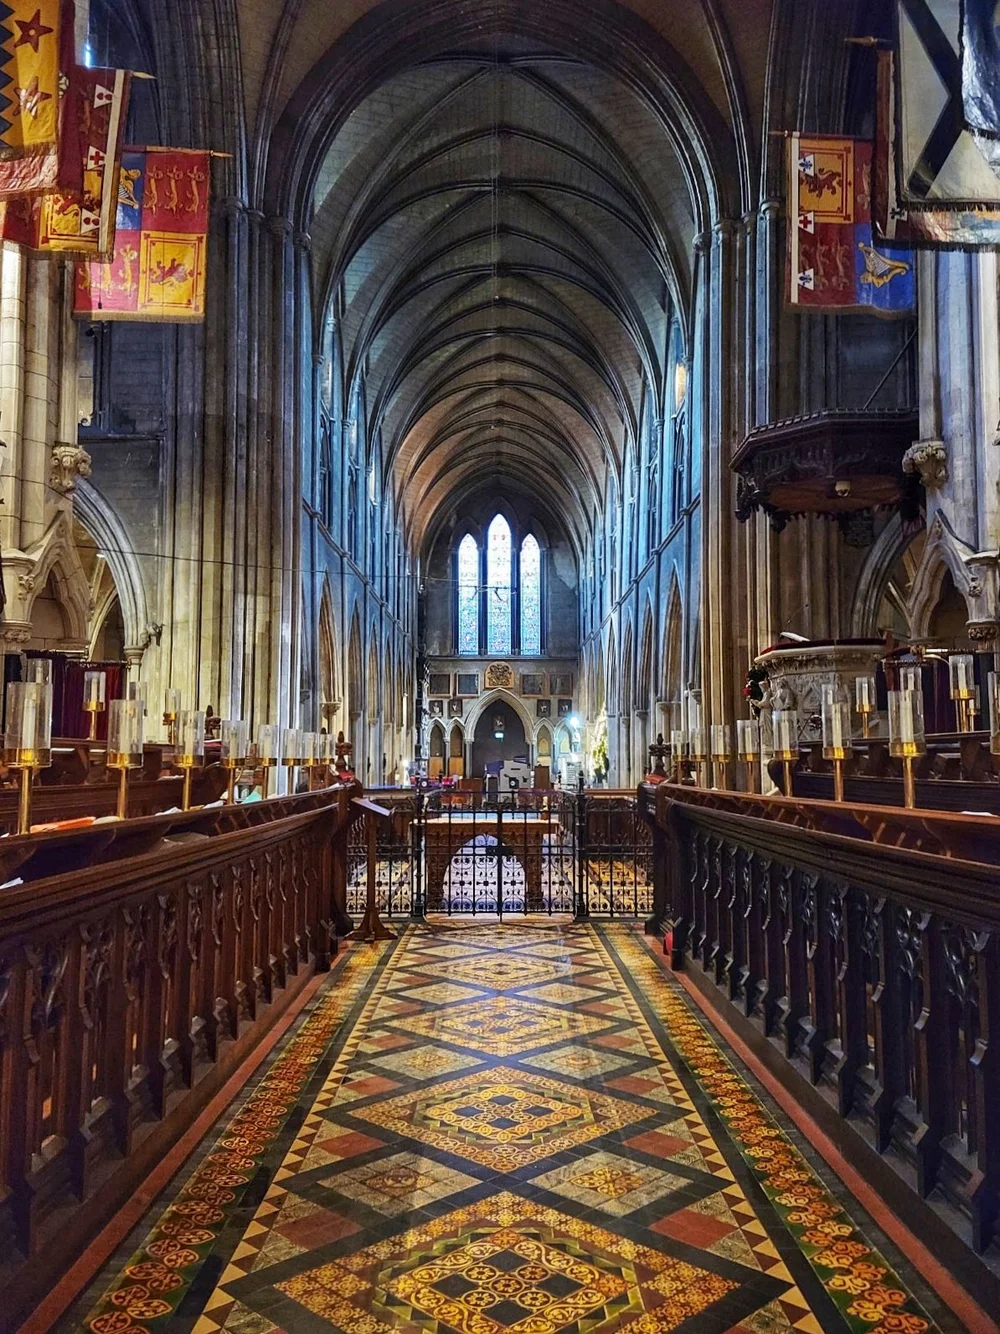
top-left (0, 0), bottom-right (998, 1330)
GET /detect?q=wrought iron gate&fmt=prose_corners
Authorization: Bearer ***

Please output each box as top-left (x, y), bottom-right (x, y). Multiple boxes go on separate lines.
top-left (347, 788), bottom-right (654, 920)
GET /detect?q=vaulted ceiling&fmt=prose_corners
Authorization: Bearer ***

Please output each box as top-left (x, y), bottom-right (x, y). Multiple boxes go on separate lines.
top-left (239, 0), bottom-right (779, 554)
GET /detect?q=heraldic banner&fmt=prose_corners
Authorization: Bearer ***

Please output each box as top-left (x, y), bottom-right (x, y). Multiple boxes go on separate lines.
top-left (0, 0), bottom-right (61, 159)
top-left (787, 133), bottom-right (914, 315)
top-left (73, 147), bottom-right (210, 321)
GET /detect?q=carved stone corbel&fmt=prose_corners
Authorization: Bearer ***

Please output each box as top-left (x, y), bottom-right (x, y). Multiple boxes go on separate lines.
top-left (49, 443), bottom-right (92, 495)
top-left (901, 439), bottom-right (948, 489)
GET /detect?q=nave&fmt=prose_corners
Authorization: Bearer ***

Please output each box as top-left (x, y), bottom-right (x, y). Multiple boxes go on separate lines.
top-left (58, 925), bottom-right (974, 1334)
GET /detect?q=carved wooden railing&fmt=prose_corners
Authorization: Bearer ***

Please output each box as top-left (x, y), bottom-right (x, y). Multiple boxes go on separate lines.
top-left (644, 782), bottom-right (1000, 1300)
top-left (0, 784), bottom-right (358, 1328)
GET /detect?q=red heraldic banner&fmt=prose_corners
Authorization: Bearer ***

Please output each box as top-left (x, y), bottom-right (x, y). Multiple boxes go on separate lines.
top-left (0, 65), bottom-right (130, 253)
top-left (0, 0), bottom-right (62, 160)
top-left (73, 148), bottom-right (210, 321)
top-left (787, 134), bottom-right (914, 315)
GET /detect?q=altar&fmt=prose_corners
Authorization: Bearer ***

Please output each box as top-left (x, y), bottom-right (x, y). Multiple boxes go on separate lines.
top-left (423, 808), bottom-right (569, 912)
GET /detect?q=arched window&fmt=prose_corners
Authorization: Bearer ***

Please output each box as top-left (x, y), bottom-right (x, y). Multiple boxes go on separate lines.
top-left (486, 515), bottom-right (512, 654)
top-left (520, 534), bottom-right (541, 655)
top-left (457, 534), bottom-right (479, 655)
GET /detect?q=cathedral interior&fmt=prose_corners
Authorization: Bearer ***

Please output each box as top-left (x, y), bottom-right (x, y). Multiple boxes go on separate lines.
top-left (0, 0), bottom-right (999, 1330)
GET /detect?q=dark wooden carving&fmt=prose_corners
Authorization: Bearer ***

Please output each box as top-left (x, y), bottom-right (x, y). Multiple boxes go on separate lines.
top-left (732, 409), bottom-right (920, 530)
top-left (646, 780), bottom-right (1000, 1306)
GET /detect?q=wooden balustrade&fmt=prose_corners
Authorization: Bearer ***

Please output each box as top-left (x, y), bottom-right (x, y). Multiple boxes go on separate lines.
top-left (644, 781), bottom-right (1000, 1303)
top-left (0, 783), bottom-right (358, 1328)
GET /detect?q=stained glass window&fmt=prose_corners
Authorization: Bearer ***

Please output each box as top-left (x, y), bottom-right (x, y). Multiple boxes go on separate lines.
top-left (520, 534), bottom-right (541, 655)
top-left (486, 514), bottom-right (512, 655)
top-left (457, 534), bottom-right (479, 655)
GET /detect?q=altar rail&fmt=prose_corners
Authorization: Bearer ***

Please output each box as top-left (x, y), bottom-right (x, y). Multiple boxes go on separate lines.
top-left (646, 782), bottom-right (1000, 1304)
top-left (0, 784), bottom-right (359, 1329)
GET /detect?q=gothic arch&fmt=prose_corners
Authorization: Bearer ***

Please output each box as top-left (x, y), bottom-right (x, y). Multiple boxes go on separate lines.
top-left (663, 572), bottom-right (683, 727)
top-left (851, 514), bottom-right (911, 638)
top-left (464, 688), bottom-right (535, 740)
top-left (318, 580), bottom-right (339, 727)
top-left (74, 480), bottom-right (151, 653)
top-left (23, 511), bottom-right (92, 647)
top-left (347, 608), bottom-right (363, 721)
top-left (908, 515), bottom-right (977, 640)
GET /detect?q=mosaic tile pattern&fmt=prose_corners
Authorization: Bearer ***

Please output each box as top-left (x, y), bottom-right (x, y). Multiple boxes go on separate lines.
top-left (70, 922), bottom-right (956, 1334)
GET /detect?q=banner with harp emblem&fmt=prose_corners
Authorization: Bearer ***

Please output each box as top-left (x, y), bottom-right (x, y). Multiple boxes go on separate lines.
top-left (787, 133), bottom-right (915, 315)
top-left (73, 147), bottom-right (210, 321)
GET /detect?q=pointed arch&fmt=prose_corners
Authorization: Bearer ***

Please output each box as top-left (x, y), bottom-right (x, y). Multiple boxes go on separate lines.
top-left (486, 513), bottom-right (513, 654)
top-left (318, 579), bottom-right (339, 729)
top-left (74, 479), bottom-right (150, 651)
top-left (347, 608), bottom-right (364, 720)
top-left (464, 687), bottom-right (535, 740)
top-left (663, 572), bottom-right (683, 730)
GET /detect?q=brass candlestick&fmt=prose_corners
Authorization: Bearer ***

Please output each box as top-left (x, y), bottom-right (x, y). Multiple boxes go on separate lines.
top-left (821, 687), bottom-right (851, 804)
top-left (889, 689), bottom-right (925, 810)
top-left (737, 719), bottom-right (760, 794)
top-left (771, 708), bottom-right (797, 797)
top-left (221, 719), bottom-right (249, 804)
top-left (175, 709), bottom-right (206, 811)
top-left (83, 668), bottom-right (107, 741)
top-left (5, 680), bottom-right (53, 835)
top-left (107, 698), bottom-right (144, 820)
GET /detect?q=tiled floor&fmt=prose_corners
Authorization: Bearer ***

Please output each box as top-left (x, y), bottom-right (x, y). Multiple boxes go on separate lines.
top-left (67, 923), bottom-right (967, 1334)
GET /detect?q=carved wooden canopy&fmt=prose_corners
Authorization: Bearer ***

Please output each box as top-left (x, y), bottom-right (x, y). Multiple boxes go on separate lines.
top-left (733, 409), bottom-right (921, 532)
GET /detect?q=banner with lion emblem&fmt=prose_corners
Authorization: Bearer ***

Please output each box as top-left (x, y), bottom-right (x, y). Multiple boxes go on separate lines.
top-left (73, 147), bottom-right (210, 321)
top-left (787, 133), bottom-right (915, 314)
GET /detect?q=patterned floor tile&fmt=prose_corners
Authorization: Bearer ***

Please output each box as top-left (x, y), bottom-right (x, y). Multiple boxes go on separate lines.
top-left (274, 1192), bottom-right (744, 1332)
top-left (366, 1043), bottom-right (483, 1080)
top-left (517, 981), bottom-right (608, 1005)
top-left (320, 1151), bottom-right (479, 1215)
top-left (410, 952), bottom-right (572, 989)
top-left (348, 1065), bottom-right (653, 1171)
top-left (398, 994), bottom-right (614, 1054)
top-left (69, 923), bottom-right (956, 1334)
top-left (519, 1042), bottom-right (635, 1080)
top-left (531, 1149), bottom-right (697, 1216)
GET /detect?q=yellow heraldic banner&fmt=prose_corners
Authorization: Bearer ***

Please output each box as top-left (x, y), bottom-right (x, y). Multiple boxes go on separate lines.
top-left (74, 147), bottom-right (210, 321)
top-left (0, 0), bottom-right (62, 159)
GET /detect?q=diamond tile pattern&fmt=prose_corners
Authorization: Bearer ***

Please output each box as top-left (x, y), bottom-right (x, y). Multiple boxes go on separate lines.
top-left (72, 924), bottom-right (948, 1334)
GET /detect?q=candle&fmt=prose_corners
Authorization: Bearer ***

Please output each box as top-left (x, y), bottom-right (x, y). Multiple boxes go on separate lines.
top-left (282, 727), bottom-right (300, 764)
top-left (221, 719), bottom-right (249, 767)
top-left (710, 724), bottom-right (731, 761)
top-left (256, 723), bottom-right (278, 763)
top-left (176, 710), bottom-right (206, 767)
top-left (855, 675), bottom-right (876, 713)
top-left (164, 688), bottom-right (181, 719)
top-left (108, 698), bottom-right (144, 767)
top-left (737, 718), bottom-right (760, 759)
top-left (671, 729), bottom-right (687, 758)
top-left (84, 670), bottom-right (106, 709)
top-left (949, 653), bottom-right (975, 700)
top-left (772, 709), bottom-right (797, 760)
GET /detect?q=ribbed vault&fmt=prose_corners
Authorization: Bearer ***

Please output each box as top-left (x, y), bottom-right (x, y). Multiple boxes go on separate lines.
top-left (291, 5), bottom-right (750, 556)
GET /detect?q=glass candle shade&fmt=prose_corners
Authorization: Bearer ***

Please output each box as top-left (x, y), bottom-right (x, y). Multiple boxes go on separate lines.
top-left (127, 679), bottom-right (147, 716)
top-left (821, 685), bottom-right (851, 760)
top-left (26, 658), bottom-right (52, 686)
top-left (670, 729), bottom-right (687, 760)
top-left (4, 680), bottom-right (53, 767)
top-left (855, 674), bottom-right (876, 715)
top-left (321, 732), bottom-right (335, 764)
top-left (256, 723), bottom-right (279, 765)
top-left (989, 672), bottom-right (1000, 755)
top-left (220, 719), bottom-right (249, 769)
top-left (107, 698), bottom-right (144, 768)
top-left (710, 724), bottom-right (731, 762)
top-left (898, 664), bottom-right (922, 695)
top-left (688, 727), bottom-right (707, 761)
top-left (175, 710), bottom-right (206, 767)
top-left (949, 653), bottom-right (976, 700)
top-left (282, 727), bottom-right (300, 765)
top-left (300, 731), bottom-right (317, 767)
top-left (163, 688), bottom-right (181, 721)
top-left (771, 709), bottom-right (797, 761)
top-left (737, 718), bottom-right (760, 761)
top-left (83, 670), bottom-right (106, 711)
top-left (888, 690), bottom-right (926, 758)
